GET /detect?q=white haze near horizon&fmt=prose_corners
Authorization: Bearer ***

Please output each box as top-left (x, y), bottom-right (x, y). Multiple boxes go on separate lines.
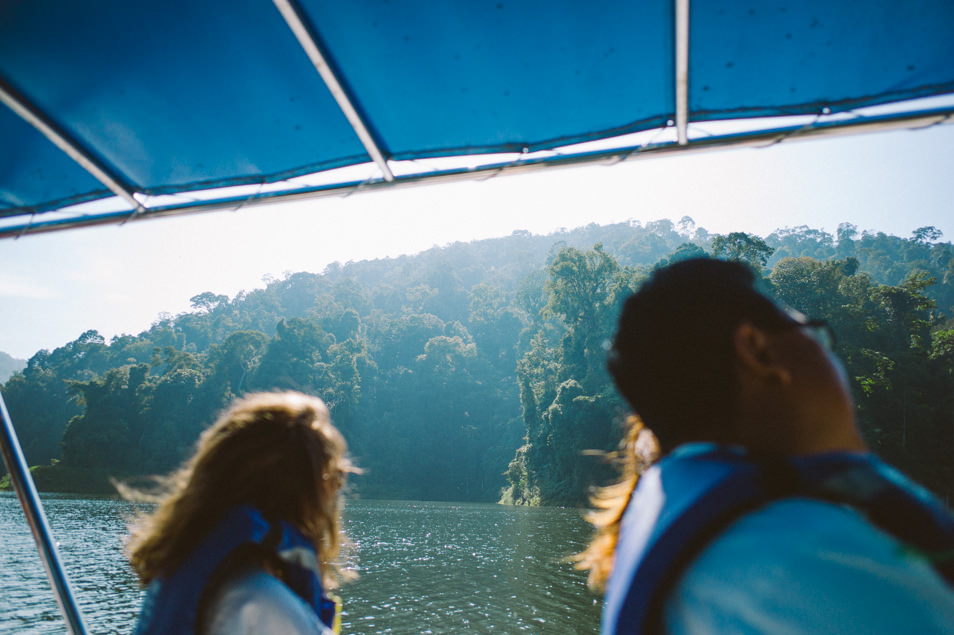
top-left (1, 123), bottom-right (953, 362)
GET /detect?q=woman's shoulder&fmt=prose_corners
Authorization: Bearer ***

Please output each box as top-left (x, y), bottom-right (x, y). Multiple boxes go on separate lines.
top-left (203, 567), bottom-right (333, 635)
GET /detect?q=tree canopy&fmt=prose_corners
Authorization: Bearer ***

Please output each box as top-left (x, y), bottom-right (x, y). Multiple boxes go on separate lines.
top-left (3, 221), bottom-right (953, 504)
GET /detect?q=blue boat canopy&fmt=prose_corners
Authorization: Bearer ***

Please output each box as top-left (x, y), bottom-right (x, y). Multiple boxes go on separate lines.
top-left (2, 0), bottom-right (953, 237)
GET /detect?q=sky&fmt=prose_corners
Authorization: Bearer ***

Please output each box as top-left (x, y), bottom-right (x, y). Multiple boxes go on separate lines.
top-left (1, 121), bottom-right (953, 361)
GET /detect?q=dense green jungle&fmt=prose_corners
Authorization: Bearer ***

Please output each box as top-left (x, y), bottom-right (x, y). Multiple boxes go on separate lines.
top-left (3, 219), bottom-right (954, 505)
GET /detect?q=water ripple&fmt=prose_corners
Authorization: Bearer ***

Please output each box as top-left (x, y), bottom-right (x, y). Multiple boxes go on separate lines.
top-left (1, 494), bottom-right (602, 634)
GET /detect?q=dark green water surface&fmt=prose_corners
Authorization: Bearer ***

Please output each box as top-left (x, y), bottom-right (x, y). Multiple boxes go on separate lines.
top-left (1, 494), bottom-right (602, 634)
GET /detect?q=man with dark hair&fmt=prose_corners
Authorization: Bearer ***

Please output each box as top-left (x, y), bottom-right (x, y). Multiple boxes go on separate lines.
top-left (589, 258), bottom-right (954, 634)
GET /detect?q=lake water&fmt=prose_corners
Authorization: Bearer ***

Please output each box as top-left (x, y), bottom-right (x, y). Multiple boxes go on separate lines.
top-left (0, 493), bottom-right (603, 634)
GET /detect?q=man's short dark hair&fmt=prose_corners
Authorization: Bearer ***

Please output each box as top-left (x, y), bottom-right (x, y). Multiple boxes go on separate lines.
top-left (608, 258), bottom-right (787, 450)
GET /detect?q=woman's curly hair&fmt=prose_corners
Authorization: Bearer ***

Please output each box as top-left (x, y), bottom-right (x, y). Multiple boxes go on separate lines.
top-left (121, 391), bottom-right (359, 590)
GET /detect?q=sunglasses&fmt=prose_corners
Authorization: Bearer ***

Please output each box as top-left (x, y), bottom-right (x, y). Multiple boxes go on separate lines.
top-left (765, 312), bottom-right (837, 351)
top-left (794, 318), bottom-right (837, 351)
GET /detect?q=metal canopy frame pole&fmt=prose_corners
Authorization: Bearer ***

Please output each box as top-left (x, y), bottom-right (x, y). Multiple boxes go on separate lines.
top-left (0, 78), bottom-right (146, 216)
top-left (674, 0), bottom-right (690, 145)
top-left (0, 390), bottom-right (89, 635)
top-left (273, 0), bottom-right (396, 182)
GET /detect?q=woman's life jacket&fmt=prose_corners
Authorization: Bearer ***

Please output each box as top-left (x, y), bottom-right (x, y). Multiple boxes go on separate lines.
top-left (602, 446), bottom-right (954, 634)
top-left (133, 505), bottom-right (338, 635)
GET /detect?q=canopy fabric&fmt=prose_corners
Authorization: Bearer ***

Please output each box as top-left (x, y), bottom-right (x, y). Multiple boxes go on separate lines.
top-left (1, 0), bottom-right (953, 236)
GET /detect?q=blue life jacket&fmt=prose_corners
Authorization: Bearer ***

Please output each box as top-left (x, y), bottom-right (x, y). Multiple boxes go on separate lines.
top-left (133, 505), bottom-right (337, 635)
top-left (602, 447), bottom-right (954, 635)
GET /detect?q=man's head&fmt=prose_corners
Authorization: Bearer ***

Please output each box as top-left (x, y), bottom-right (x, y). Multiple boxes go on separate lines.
top-left (609, 258), bottom-right (861, 454)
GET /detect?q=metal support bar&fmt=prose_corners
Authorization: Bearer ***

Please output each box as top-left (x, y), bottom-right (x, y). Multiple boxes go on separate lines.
top-left (0, 390), bottom-right (89, 634)
top-left (0, 77), bottom-right (146, 216)
top-left (273, 0), bottom-right (395, 182)
top-left (674, 0), bottom-right (690, 145)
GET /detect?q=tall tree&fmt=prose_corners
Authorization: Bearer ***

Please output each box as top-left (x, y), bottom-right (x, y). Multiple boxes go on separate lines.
top-left (712, 232), bottom-right (775, 271)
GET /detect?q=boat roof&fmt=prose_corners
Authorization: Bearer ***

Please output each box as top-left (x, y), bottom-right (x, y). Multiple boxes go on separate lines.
top-left (2, 0), bottom-right (953, 238)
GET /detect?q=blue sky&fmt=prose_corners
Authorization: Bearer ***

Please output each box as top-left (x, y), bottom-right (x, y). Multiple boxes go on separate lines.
top-left (1, 122), bottom-right (953, 361)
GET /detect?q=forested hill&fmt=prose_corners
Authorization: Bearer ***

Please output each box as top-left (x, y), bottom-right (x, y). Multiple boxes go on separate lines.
top-left (3, 220), bottom-right (954, 504)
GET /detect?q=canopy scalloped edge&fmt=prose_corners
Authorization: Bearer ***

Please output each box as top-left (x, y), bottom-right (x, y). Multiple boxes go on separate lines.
top-left (1, 104), bottom-right (951, 240)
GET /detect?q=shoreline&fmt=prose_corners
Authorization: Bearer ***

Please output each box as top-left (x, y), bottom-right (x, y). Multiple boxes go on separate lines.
top-left (0, 464), bottom-right (125, 496)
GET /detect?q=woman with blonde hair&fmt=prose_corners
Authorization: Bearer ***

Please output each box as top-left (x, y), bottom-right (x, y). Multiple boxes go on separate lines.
top-left (124, 391), bottom-right (358, 635)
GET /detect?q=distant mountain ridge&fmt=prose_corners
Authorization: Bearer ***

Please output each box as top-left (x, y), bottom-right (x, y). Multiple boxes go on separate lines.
top-left (0, 351), bottom-right (25, 383)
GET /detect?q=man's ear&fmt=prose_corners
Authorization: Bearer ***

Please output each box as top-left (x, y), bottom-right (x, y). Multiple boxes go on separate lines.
top-left (733, 323), bottom-right (791, 384)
